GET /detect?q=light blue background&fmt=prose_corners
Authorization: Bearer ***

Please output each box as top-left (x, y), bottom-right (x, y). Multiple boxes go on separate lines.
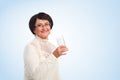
top-left (0, 0), bottom-right (120, 80)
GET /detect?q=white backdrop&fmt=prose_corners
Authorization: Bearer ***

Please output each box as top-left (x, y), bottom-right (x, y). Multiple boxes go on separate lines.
top-left (0, 0), bottom-right (120, 80)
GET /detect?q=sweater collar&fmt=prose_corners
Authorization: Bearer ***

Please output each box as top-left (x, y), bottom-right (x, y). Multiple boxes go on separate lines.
top-left (35, 35), bottom-right (48, 42)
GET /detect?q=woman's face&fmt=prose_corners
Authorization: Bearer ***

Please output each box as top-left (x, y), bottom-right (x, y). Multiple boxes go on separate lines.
top-left (34, 18), bottom-right (51, 39)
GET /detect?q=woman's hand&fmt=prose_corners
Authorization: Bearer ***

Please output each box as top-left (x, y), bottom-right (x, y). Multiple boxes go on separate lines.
top-left (53, 45), bottom-right (68, 58)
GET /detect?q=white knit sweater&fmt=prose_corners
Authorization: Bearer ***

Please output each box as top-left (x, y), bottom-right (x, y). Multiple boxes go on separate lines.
top-left (24, 36), bottom-right (60, 80)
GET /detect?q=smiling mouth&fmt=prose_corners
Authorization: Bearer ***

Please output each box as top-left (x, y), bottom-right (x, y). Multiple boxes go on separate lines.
top-left (41, 31), bottom-right (47, 33)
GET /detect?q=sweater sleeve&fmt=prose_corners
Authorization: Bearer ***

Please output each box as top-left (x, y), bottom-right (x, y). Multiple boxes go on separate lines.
top-left (24, 44), bottom-right (58, 80)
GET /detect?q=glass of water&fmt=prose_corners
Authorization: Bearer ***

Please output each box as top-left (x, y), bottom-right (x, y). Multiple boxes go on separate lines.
top-left (56, 35), bottom-right (67, 54)
top-left (56, 35), bottom-right (66, 46)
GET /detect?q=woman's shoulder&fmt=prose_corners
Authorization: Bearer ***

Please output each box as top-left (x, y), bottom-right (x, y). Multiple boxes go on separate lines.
top-left (25, 38), bottom-right (39, 49)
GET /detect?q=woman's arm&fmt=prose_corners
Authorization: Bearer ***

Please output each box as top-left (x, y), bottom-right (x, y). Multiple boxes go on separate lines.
top-left (24, 44), bottom-right (58, 80)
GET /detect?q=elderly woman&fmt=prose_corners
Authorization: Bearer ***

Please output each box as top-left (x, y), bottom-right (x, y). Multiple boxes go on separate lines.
top-left (24, 12), bottom-right (68, 80)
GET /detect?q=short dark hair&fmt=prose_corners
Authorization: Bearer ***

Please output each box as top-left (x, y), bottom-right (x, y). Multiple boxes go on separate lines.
top-left (29, 12), bottom-right (53, 34)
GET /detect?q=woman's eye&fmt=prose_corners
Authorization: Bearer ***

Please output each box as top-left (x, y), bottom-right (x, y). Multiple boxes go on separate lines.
top-left (38, 25), bottom-right (42, 27)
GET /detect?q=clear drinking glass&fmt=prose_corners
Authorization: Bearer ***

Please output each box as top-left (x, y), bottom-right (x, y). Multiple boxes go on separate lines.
top-left (56, 35), bottom-right (66, 46)
top-left (56, 35), bottom-right (68, 54)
